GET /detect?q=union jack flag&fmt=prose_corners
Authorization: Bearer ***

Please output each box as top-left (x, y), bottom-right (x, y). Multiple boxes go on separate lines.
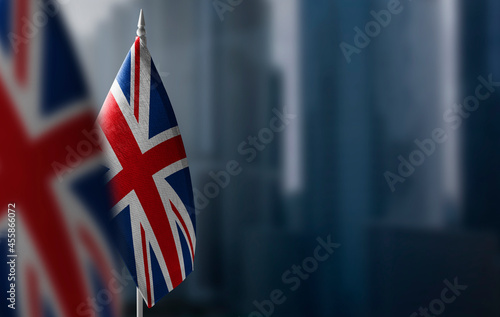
top-left (0, 0), bottom-right (121, 316)
top-left (98, 35), bottom-right (196, 308)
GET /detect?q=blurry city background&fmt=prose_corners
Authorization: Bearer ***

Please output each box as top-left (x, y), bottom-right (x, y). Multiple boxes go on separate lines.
top-left (30, 0), bottom-right (500, 316)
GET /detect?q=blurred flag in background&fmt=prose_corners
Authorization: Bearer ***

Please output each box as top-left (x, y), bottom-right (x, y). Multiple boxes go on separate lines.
top-left (0, 0), bottom-right (121, 316)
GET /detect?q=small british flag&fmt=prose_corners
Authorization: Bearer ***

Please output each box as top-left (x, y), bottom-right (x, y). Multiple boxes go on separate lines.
top-left (97, 20), bottom-right (196, 308)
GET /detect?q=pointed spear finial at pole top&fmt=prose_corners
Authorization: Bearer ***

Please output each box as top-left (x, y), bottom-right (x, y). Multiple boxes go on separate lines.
top-left (137, 9), bottom-right (146, 43)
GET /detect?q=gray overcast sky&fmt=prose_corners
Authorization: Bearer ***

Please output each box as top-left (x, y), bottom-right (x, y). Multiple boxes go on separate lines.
top-left (62, 0), bottom-right (127, 39)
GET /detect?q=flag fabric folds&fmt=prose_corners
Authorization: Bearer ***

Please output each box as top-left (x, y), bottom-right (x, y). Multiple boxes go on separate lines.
top-left (98, 36), bottom-right (196, 308)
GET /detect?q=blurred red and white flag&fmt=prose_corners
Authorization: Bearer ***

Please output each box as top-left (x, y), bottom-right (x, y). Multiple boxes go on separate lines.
top-left (0, 1), bottom-right (122, 316)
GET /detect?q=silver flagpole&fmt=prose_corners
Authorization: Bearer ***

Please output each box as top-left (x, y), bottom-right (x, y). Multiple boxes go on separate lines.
top-left (136, 288), bottom-right (143, 317)
top-left (136, 10), bottom-right (146, 317)
top-left (137, 9), bottom-right (147, 45)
